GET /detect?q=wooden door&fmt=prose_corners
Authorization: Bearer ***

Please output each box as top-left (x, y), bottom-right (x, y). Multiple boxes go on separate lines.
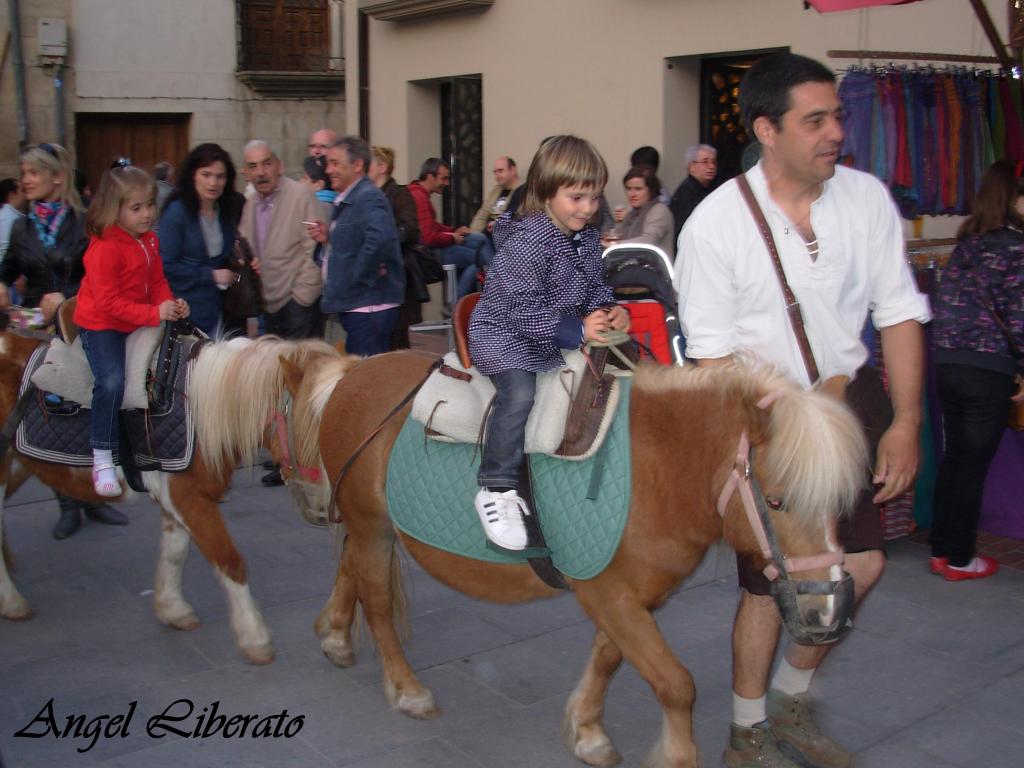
top-left (75, 113), bottom-right (191, 197)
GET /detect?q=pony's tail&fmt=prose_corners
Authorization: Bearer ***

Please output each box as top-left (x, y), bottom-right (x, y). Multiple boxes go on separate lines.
top-left (351, 541), bottom-right (410, 648)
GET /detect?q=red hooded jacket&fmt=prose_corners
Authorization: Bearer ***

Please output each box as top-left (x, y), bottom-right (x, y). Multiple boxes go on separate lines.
top-left (74, 225), bottom-right (175, 332)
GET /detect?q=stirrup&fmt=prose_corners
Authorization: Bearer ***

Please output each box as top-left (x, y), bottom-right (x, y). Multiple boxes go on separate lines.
top-left (92, 462), bottom-right (121, 498)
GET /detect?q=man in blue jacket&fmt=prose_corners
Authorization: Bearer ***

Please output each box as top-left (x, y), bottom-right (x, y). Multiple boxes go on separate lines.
top-left (312, 136), bottom-right (404, 355)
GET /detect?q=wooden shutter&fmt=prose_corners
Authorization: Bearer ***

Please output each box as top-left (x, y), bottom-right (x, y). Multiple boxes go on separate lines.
top-left (240, 0), bottom-right (328, 72)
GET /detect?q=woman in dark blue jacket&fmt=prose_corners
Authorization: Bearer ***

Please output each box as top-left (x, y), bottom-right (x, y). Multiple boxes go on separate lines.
top-left (159, 143), bottom-right (241, 335)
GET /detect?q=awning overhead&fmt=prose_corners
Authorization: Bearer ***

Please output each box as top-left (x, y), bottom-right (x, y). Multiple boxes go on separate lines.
top-left (806, 0), bottom-right (924, 11)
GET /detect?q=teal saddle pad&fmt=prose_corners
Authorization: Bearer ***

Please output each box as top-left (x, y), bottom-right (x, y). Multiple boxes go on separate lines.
top-left (386, 379), bottom-right (632, 580)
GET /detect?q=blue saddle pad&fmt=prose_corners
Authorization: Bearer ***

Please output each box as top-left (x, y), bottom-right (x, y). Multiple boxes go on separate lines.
top-left (386, 379), bottom-right (632, 580)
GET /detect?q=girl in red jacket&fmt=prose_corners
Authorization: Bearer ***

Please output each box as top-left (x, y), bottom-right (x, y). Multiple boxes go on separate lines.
top-left (73, 166), bottom-right (189, 496)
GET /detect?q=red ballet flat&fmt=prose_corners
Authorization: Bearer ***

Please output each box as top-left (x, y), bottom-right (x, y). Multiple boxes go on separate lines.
top-left (942, 556), bottom-right (999, 582)
top-left (929, 557), bottom-right (948, 575)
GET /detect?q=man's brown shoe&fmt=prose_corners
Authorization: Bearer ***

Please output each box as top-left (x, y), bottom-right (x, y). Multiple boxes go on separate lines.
top-left (767, 690), bottom-right (851, 768)
top-left (723, 721), bottom-right (802, 768)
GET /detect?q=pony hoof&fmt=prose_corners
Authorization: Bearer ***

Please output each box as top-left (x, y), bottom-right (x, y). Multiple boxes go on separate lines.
top-left (160, 611), bottom-right (201, 631)
top-left (320, 635), bottom-right (355, 668)
top-left (396, 691), bottom-right (440, 720)
top-left (242, 643), bottom-right (275, 665)
top-left (385, 679), bottom-right (440, 720)
top-left (576, 741), bottom-right (622, 767)
top-left (1, 598), bottom-right (34, 621)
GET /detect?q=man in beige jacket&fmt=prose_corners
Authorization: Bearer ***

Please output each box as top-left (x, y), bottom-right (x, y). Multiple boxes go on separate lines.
top-left (239, 140), bottom-right (323, 340)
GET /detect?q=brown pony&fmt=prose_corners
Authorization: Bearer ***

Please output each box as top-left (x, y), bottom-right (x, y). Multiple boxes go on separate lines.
top-left (280, 349), bottom-right (868, 768)
top-left (0, 331), bottom-right (356, 664)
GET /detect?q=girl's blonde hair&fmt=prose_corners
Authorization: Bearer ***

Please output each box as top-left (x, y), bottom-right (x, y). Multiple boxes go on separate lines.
top-left (19, 143), bottom-right (83, 213)
top-left (371, 145), bottom-right (396, 175)
top-left (85, 166), bottom-right (157, 237)
top-left (520, 135), bottom-right (608, 216)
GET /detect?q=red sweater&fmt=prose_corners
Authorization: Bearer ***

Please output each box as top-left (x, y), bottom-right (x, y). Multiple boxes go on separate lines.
top-left (407, 181), bottom-right (455, 248)
top-left (74, 225), bottom-right (175, 332)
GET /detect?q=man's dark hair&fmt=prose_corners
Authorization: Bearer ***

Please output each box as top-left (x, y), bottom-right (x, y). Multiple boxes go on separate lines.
top-left (0, 178), bottom-right (17, 204)
top-left (630, 146), bottom-right (660, 171)
top-left (153, 161), bottom-right (174, 183)
top-left (506, 157), bottom-right (516, 169)
top-left (418, 157), bottom-right (449, 181)
top-left (332, 135), bottom-right (371, 173)
top-left (739, 52), bottom-right (836, 134)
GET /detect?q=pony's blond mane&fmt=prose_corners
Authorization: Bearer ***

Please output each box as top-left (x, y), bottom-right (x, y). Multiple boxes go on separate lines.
top-left (290, 352), bottom-right (362, 470)
top-left (190, 336), bottom-right (349, 479)
top-left (634, 356), bottom-right (867, 528)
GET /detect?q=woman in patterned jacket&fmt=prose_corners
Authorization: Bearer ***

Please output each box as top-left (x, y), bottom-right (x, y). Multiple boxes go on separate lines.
top-left (930, 160), bottom-right (1024, 581)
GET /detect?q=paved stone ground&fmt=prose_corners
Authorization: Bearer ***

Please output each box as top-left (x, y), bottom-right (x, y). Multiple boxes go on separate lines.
top-left (1, 464), bottom-right (1021, 768)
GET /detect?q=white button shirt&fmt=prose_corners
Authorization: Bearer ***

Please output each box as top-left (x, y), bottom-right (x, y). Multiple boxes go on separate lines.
top-left (674, 162), bottom-right (931, 388)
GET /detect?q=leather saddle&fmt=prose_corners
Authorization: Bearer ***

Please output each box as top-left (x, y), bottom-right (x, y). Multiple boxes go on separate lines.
top-left (452, 294), bottom-right (624, 458)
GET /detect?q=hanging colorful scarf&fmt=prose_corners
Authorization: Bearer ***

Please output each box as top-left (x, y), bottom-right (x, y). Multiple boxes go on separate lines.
top-left (28, 200), bottom-right (68, 252)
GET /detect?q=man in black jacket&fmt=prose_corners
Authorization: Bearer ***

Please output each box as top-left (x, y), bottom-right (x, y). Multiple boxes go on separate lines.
top-left (669, 144), bottom-right (718, 242)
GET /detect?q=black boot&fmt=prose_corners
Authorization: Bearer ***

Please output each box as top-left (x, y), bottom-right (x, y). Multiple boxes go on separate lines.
top-left (53, 494), bottom-right (82, 540)
top-left (82, 502), bottom-right (129, 526)
top-left (261, 467), bottom-right (284, 487)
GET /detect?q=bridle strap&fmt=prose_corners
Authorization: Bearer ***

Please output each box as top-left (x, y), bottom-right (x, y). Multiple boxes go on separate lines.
top-left (270, 391), bottom-right (322, 483)
top-left (717, 430), bottom-right (843, 581)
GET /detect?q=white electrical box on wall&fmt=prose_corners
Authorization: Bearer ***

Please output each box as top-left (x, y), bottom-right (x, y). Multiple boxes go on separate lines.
top-left (38, 18), bottom-right (68, 57)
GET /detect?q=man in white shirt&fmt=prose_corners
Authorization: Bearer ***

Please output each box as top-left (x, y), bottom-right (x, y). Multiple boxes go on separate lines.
top-left (675, 53), bottom-right (930, 768)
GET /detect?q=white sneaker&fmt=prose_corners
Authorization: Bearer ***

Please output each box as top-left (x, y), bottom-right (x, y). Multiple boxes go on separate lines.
top-left (474, 489), bottom-right (530, 551)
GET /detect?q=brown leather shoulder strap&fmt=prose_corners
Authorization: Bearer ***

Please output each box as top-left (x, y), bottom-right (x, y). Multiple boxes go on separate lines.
top-left (734, 174), bottom-right (820, 384)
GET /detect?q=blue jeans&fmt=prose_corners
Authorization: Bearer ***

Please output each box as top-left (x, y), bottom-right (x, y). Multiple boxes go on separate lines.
top-left (80, 328), bottom-right (127, 451)
top-left (477, 369), bottom-right (536, 489)
top-left (338, 308), bottom-right (398, 356)
top-left (440, 232), bottom-right (494, 298)
top-left (264, 298), bottom-right (322, 340)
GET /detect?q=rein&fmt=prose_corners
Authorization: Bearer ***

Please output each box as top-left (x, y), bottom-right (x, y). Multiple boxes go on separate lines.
top-left (325, 357), bottom-right (443, 524)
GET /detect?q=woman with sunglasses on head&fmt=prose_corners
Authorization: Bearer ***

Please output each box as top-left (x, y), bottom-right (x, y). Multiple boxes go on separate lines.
top-left (0, 143), bottom-right (129, 539)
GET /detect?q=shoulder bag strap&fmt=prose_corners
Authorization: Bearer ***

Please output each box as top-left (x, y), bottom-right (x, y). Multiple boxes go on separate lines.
top-left (735, 173), bottom-right (821, 385)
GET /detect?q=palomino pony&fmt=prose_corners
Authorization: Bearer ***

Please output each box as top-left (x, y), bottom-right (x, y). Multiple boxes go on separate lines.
top-left (280, 349), bottom-right (868, 768)
top-left (0, 330), bottom-right (356, 663)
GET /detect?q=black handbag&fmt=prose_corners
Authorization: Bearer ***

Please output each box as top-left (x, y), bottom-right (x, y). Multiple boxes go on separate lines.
top-left (223, 234), bottom-right (265, 320)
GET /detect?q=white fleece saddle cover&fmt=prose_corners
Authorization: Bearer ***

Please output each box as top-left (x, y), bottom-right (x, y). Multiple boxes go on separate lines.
top-left (410, 350), bottom-right (620, 461)
top-left (29, 324), bottom-right (164, 410)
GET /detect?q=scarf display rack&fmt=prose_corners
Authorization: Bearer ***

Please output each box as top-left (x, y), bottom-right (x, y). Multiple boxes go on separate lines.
top-left (836, 60), bottom-right (1022, 218)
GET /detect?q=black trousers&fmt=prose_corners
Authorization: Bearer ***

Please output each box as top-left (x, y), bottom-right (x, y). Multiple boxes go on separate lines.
top-left (263, 298), bottom-right (322, 340)
top-left (930, 364), bottom-right (1015, 567)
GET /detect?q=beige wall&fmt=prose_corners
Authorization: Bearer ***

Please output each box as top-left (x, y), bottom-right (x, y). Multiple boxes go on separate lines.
top-left (0, 0), bottom-right (348, 179)
top-left (0, 0), bottom-right (75, 176)
top-left (366, 0), bottom-right (1010, 237)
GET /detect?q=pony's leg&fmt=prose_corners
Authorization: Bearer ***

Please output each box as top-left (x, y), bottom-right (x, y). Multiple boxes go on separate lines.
top-left (153, 508), bottom-right (200, 631)
top-left (314, 536), bottom-right (358, 668)
top-left (578, 591), bottom-right (697, 768)
top-left (563, 629), bottom-right (624, 767)
top-left (150, 472), bottom-right (274, 665)
top-left (0, 455), bottom-right (32, 621)
top-left (356, 537), bottom-right (439, 719)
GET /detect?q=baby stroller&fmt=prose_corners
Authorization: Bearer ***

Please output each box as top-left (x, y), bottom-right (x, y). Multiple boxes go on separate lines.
top-left (602, 243), bottom-right (684, 366)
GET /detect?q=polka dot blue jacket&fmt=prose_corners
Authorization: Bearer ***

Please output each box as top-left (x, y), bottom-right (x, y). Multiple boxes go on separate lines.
top-left (468, 211), bottom-right (614, 376)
